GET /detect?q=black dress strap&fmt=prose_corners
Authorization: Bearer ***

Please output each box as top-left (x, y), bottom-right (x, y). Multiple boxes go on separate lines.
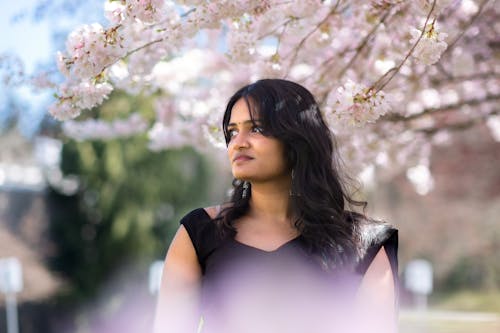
top-left (179, 208), bottom-right (220, 273)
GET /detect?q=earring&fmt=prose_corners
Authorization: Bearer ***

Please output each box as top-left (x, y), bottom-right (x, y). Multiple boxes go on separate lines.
top-left (242, 181), bottom-right (249, 199)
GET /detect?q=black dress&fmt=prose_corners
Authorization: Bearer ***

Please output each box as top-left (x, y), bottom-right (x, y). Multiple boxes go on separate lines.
top-left (179, 208), bottom-right (398, 333)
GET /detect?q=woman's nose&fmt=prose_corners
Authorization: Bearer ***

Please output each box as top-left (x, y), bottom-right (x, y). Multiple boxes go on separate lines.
top-left (231, 131), bottom-right (250, 149)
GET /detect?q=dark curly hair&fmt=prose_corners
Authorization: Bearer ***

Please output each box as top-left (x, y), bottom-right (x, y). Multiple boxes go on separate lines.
top-left (216, 79), bottom-right (367, 271)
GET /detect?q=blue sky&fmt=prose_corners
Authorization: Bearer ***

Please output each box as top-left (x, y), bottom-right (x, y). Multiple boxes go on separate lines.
top-left (1, 0), bottom-right (53, 73)
top-left (0, 0), bottom-right (104, 137)
top-left (1, 0), bottom-right (54, 136)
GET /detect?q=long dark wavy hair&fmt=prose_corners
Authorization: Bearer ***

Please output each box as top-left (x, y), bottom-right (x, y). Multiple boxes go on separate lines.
top-left (216, 79), bottom-right (368, 271)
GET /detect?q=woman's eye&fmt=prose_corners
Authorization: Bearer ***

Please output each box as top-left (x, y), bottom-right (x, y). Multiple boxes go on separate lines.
top-left (228, 129), bottom-right (238, 138)
top-left (252, 126), bottom-right (263, 134)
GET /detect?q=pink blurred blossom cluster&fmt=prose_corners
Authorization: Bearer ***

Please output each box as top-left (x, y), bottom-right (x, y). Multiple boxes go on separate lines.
top-left (62, 113), bottom-right (148, 140)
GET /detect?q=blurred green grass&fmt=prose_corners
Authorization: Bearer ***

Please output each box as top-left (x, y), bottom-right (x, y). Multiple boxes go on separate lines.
top-left (431, 290), bottom-right (500, 313)
top-left (400, 316), bottom-right (500, 333)
top-left (399, 310), bottom-right (500, 333)
top-left (400, 290), bottom-right (500, 333)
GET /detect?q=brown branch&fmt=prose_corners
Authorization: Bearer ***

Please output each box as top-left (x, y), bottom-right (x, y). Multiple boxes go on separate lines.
top-left (416, 108), bottom-right (499, 135)
top-left (371, 0), bottom-right (437, 94)
top-left (382, 93), bottom-right (500, 122)
top-left (414, 0), bottom-right (492, 81)
top-left (282, 0), bottom-right (342, 78)
top-left (333, 7), bottom-right (393, 82)
top-left (316, 5), bottom-right (395, 104)
top-left (442, 0), bottom-right (492, 56)
top-left (258, 17), bottom-right (294, 40)
top-left (429, 72), bottom-right (500, 85)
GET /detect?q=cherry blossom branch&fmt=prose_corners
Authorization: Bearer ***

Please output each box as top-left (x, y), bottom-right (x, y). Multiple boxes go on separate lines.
top-left (317, 5), bottom-right (394, 104)
top-left (371, 0), bottom-right (437, 94)
top-left (382, 93), bottom-right (500, 122)
top-left (429, 72), bottom-right (499, 85)
top-left (283, 0), bottom-right (342, 78)
top-left (273, 19), bottom-right (293, 57)
top-left (95, 28), bottom-right (174, 80)
top-left (417, 109), bottom-right (499, 135)
top-left (442, 0), bottom-right (491, 56)
top-left (335, 9), bottom-right (393, 82)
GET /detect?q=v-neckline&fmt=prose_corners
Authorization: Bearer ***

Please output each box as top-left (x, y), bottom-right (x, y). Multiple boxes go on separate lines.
top-left (231, 236), bottom-right (301, 253)
top-left (200, 208), bottom-right (301, 253)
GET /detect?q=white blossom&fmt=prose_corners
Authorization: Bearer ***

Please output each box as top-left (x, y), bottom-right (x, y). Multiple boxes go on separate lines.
top-left (325, 80), bottom-right (392, 128)
top-left (410, 24), bottom-right (448, 65)
top-left (125, 0), bottom-right (167, 23)
top-left (104, 1), bottom-right (127, 24)
top-left (227, 30), bottom-right (257, 63)
top-left (282, 0), bottom-right (322, 18)
top-left (63, 23), bottom-right (128, 80)
top-left (49, 80), bottom-right (113, 120)
top-left (414, 0), bottom-right (454, 15)
top-left (48, 100), bottom-right (81, 121)
top-left (147, 120), bottom-right (192, 150)
top-left (74, 81), bottom-right (114, 109)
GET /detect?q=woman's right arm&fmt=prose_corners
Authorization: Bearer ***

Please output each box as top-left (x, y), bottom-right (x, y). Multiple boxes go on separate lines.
top-left (153, 225), bottom-right (202, 333)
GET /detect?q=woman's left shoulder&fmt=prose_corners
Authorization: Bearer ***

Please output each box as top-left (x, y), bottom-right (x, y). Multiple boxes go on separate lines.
top-left (347, 211), bottom-right (399, 274)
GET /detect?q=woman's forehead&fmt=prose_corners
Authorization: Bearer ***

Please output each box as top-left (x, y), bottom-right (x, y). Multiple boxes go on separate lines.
top-left (229, 98), bottom-right (260, 122)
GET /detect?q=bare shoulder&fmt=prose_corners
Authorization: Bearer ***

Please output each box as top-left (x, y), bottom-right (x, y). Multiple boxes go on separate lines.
top-left (163, 225), bottom-right (201, 284)
top-left (366, 246), bottom-right (392, 276)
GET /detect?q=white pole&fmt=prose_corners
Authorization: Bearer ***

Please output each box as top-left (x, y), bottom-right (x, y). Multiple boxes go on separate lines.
top-left (5, 293), bottom-right (19, 333)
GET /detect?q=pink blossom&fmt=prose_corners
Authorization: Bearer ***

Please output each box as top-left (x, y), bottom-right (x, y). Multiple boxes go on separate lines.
top-left (62, 23), bottom-right (128, 80)
top-left (48, 100), bottom-right (81, 121)
top-left (104, 1), bottom-right (127, 24)
top-left (414, 0), bottom-right (454, 15)
top-left (62, 113), bottom-right (148, 140)
top-left (227, 29), bottom-right (257, 63)
top-left (326, 80), bottom-right (392, 128)
top-left (410, 24), bottom-right (448, 65)
top-left (50, 80), bottom-right (113, 120)
top-left (125, 0), bottom-right (167, 23)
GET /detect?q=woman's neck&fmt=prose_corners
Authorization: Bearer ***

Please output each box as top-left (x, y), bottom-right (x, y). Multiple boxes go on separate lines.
top-left (247, 176), bottom-right (293, 224)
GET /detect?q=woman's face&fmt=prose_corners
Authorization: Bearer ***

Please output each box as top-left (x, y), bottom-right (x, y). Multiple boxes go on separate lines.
top-left (227, 98), bottom-right (289, 183)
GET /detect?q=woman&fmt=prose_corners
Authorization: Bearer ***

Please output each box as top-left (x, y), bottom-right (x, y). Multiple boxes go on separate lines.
top-left (154, 79), bottom-right (398, 333)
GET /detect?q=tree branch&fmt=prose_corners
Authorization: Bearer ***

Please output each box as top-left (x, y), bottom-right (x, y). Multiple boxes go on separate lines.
top-left (371, 0), bottom-right (437, 94)
top-left (416, 108), bottom-right (499, 135)
top-left (317, 4), bottom-right (395, 104)
top-left (283, 0), bottom-right (342, 78)
top-left (442, 0), bottom-right (491, 56)
top-left (381, 93), bottom-right (500, 122)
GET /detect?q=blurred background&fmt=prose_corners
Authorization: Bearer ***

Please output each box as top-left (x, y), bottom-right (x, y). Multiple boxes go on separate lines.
top-left (0, 1), bottom-right (499, 333)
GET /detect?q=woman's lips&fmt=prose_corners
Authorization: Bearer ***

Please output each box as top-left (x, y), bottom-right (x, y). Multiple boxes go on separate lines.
top-left (233, 156), bottom-right (253, 162)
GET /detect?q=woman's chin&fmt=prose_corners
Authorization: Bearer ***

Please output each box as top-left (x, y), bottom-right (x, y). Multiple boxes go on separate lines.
top-left (232, 168), bottom-right (254, 180)
top-left (233, 172), bottom-right (252, 180)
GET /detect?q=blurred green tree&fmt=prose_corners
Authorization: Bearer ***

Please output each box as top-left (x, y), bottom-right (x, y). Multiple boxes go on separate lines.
top-left (46, 91), bottom-right (214, 302)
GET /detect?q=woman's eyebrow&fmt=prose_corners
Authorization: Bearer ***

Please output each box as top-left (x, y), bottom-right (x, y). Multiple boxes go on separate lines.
top-left (227, 119), bottom-right (262, 127)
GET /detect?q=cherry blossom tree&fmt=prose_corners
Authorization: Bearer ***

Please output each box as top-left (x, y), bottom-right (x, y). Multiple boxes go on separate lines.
top-left (41, 0), bottom-right (500, 184)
